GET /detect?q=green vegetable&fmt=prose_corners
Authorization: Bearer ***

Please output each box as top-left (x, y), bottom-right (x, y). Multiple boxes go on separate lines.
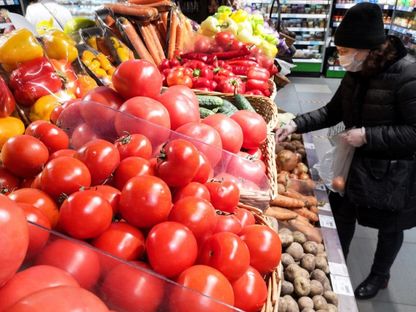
top-left (197, 95), bottom-right (224, 109)
top-left (199, 107), bottom-right (215, 118)
top-left (218, 99), bottom-right (238, 116)
top-left (234, 94), bottom-right (255, 112)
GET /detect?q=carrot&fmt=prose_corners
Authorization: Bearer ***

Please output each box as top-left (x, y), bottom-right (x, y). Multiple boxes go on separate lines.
top-left (155, 20), bottom-right (167, 49)
top-left (293, 208), bottom-right (319, 222)
top-left (270, 195), bottom-right (305, 209)
top-left (185, 18), bottom-right (193, 34)
top-left (104, 15), bottom-right (116, 27)
top-left (148, 24), bottom-right (165, 60)
top-left (168, 10), bottom-right (178, 59)
top-left (175, 23), bottom-right (183, 53)
top-left (287, 219), bottom-right (323, 243)
top-left (139, 24), bottom-right (161, 65)
top-left (265, 207), bottom-right (298, 221)
top-left (105, 3), bottom-right (158, 20)
top-left (119, 17), bottom-right (155, 65)
top-left (161, 11), bottom-right (168, 31)
top-left (146, 0), bottom-right (173, 11)
top-left (128, 0), bottom-right (160, 4)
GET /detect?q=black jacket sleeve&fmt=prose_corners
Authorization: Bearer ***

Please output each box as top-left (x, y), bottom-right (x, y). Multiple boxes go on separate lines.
top-left (363, 63), bottom-right (416, 153)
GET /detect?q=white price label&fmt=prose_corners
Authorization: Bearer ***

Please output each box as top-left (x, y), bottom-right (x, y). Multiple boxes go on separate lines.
top-left (330, 275), bottom-right (354, 296)
top-left (320, 203), bottom-right (331, 212)
top-left (320, 215), bottom-right (336, 229)
top-left (304, 142), bottom-right (315, 150)
top-left (328, 262), bottom-right (349, 277)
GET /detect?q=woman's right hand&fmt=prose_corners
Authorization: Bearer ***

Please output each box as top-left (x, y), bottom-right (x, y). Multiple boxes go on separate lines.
top-left (275, 120), bottom-right (297, 143)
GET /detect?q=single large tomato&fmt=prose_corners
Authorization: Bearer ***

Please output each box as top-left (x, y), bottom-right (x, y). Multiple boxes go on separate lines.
top-left (0, 166), bottom-right (20, 193)
top-left (169, 197), bottom-right (217, 242)
top-left (162, 85), bottom-right (199, 107)
top-left (199, 232), bottom-right (250, 281)
top-left (215, 32), bottom-right (236, 48)
top-left (58, 190), bottom-right (113, 239)
top-left (234, 208), bottom-right (256, 229)
top-left (156, 139), bottom-right (200, 187)
top-left (231, 111), bottom-right (267, 149)
top-left (26, 122), bottom-right (69, 154)
top-left (1, 135), bottom-right (49, 178)
top-left (146, 221), bottom-right (197, 278)
top-left (214, 212), bottom-right (243, 235)
top-left (6, 286), bottom-right (109, 312)
top-left (0, 265), bottom-right (79, 311)
top-left (48, 148), bottom-right (76, 161)
top-left (70, 123), bottom-right (101, 149)
top-left (114, 97), bottom-right (170, 146)
top-left (169, 265), bottom-right (234, 312)
top-left (90, 185), bottom-right (121, 215)
top-left (25, 120), bottom-right (48, 136)
top-left (239, 225), bottom-right (282, 275)
top-left (8, 188), bottom-right (59, 227)
top-left (40, 156), bottom-right (91, 200)
top-left (113, 59), bottom-right (163, 99)
top-left (227, 151), bottom-right (266, 185)
top-left (101, 262), bottom-right (164, 312)
top-left (119, 175), bottom-right (172, 228)
top-left (115, 133), bottom-right (152, 160)
top-left (113, 156), bottom-right (153, 190)
top-left (205, 180), bottom-right (240, 213)
top-left (231, 266), bottom-right (267, 312)
top-left (192, 153), bottom-right (213, 184)
top-left (202, 114), bottom-right (243, 153)
top-left (0, 195), bottom-right (29, 287)
top-left (173, 182), bottom-right (211, 202)
top-left (75, 139), bottom-right (120, 185)
top-left (35, 239), bottom-right (101, 289)
top-left (55, 100), bottom-right (84, 134)
top-left (157, 87), bottom-right (200, 130)
top-left (175, 122), bottom-right (222, 167)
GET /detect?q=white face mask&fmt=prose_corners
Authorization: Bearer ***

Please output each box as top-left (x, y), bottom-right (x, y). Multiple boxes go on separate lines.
top-left (339, 51), bottom-right (368, 72)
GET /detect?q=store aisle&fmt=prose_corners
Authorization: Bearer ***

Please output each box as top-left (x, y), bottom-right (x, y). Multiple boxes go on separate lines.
top-left (275, 77), bottom-right (416, 312)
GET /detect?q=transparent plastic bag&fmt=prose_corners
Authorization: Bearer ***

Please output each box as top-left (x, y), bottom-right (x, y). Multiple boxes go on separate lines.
top-left (313, 134), bottom-right (355, 195)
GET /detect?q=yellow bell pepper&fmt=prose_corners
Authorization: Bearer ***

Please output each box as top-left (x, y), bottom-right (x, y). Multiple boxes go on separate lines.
top-left (43, 30), bottom-right (78, 63)
top-left (29, 91), bottom-right (74, 122)
top-left (0, 116), bottom-right (25, 148)
top-left (36, 18), bottom-right (55, 36)
top-left (231, 10), bottom-right (248, 23)
top-left (0, 29), bottom-right (44, 67)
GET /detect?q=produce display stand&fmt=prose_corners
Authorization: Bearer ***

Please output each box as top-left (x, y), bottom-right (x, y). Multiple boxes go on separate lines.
top-left (302, 132), bottom-right (359, 312)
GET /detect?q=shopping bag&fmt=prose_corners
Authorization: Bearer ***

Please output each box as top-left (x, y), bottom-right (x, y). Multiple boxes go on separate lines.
top-left (313, 134), bottom-right (355, 195)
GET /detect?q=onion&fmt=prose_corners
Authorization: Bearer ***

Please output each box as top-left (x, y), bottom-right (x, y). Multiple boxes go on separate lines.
top-left (276, 150), bottom-right (298, 171)
top-left (297, 162), bottom-right (309, 174)
top-left (332, 176), bottom-right (345, 192)
top-left (298, 172), bottom-right (310, 180)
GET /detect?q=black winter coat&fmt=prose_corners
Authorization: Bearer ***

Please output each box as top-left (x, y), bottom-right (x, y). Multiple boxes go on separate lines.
top-left (294, 36), bottom-right (416, 231)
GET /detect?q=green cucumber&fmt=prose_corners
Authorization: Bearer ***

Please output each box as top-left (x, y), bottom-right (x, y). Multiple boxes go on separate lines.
top-left (197, 95), bottom-right (223, 109)
top-left (199, 107), bottom-right (215, 118)
top-left (218, 99), bottom-right (238, 116)
top-left (234, 94), bottom-right (255, 111)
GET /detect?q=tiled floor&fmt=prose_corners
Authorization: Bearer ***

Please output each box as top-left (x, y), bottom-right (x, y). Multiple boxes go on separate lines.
top-left (275, 76), bottom-right (416, 312)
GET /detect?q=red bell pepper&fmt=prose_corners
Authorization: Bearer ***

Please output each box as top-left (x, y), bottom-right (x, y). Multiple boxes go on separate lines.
top-left (9, 57), bottom-right (63, 107)
top-left (217, 77), bottom-right (246, 94)
top-left (50, 59), bottom-right (79, 97)
top-left (213, 67), bottom-right (235, 84)
top-left (245, 90), bottom-right (265, 96)
top-left (247, 67), bottom-right (270, 81)
top-left (246, 79), bottom-right (269, 94)
top-left (0, 76), bottom-right (16, 117)
top-left (192, 77), bottom-right (213, 91)
top-left (212, 45), bottom-right (251, 60)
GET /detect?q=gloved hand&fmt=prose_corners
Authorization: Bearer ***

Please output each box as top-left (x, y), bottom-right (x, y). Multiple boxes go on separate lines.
top-left (275, 120), bottom-right (297, 143)
top-left (341, 127), bottom-right (367, 147)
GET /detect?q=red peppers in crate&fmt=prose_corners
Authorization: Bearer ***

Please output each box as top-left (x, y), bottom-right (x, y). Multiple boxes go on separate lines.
top-left (0, 76), bottom-right (16, 117)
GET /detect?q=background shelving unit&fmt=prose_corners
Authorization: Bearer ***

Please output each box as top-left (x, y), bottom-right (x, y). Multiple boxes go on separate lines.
top-left (0, 0), bottom-right (25, 15)
top-left (389, 0), bottom-right (416, 56)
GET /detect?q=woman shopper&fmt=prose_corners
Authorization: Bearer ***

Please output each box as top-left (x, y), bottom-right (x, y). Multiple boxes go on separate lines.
top-left (276, 2), bottom-right (416, 300)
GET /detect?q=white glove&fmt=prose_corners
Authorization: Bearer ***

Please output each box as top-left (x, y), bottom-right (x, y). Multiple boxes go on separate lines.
top-left (340, 127), bottom-right (367, 147)
top-left (275, 120), bottom-right (297, 143)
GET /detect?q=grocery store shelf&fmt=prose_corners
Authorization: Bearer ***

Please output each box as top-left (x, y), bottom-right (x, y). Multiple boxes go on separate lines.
top-left (295, 40), bottom-right (325, 45)
top-left (283, 0), bottom-right (331, 4)
top-left (287, 27), bottom-right (326, 32)
top-left (293, 58), bottom-right (322, 63)
top-left (279, 13), bottom-right (327, 18)
top-left (335, 3), bottom-right (394, 10)
top-left (390, 24), bottom-right (416, 36)
top-left (395, 6), bottom-right (415, 12)
top-left (333, 21), bottom-right (391, 29)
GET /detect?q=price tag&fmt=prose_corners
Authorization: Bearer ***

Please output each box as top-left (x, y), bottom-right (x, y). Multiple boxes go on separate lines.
top-left (304, 142), bottom-right (315, 150)
top-left (330, 275), bottom-right (354, 296)
top-left (328, 262), bottom-right (349, 277)
top-left (319, 215), bottom-right (336, 229)
top-left (319, 203), bottom-right (331, 212)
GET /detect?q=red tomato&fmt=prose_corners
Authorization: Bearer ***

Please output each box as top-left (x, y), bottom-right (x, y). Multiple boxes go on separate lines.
top-left (20, 177), bottom-right (33, 188)
top-left (205, 180), bottom-right (240, 213)
top-left (156, 139), bottom-right (200, 187)
top-left (35, 239), bottom-right (101, 289)
top-left (90, 185), bottom-right (121, 215)
top-left (230, 40), bottom-right (245, 50)
top-left (234, 208), bottom-right (256, 228)
top-left (19, 203), bottom-right (51, 260)
top-left (31, 173), bottom-right (42, 189)
top-left (227, 151), bottom-right (266, 185)
top-left (70, 123), bottom-right (101, 149)
top-left (231, 266), bottom-right (267, 312)
top-left (240, 225), bottom-right (282, 275)
top-left (113, 156), bottom-right (153, 190)
top-left (8, 188), bottom-right (59, 227)
top-left (194, 35), bottom-right (212, 53)
top-left (75, 139), bottom-right (120, 185)
top-left (1, 135), bottom-right (49, 178)
top-left (113, 59), bottom-right (163, 99)
top-left (40, 156), bottom-right (91, 200)
top-left (146, 221), bottom-right (197, 277)
top-left (157, 87), bottom-right (200, 130)
top-left (25, 120), bottom-right (47, 135)
top-left (119, 175), bottom-right (172, 228)
top-left (58, 190), bottom-right (113, 239)
top-left (173, 182), bottom-right (211, 202)
top-left (0, 166), bottom-right (20, 193)
top-left (115, 133), bottom-right (152, 160)
top-left (0, 265), bottom-right (79, 311)
top-left (162, 85), bottom-right (199, 107)
top-left (49, 99), bottom-right (78, 125)
top-left (114, 97), bottom-right (170, 146)
top-left (175, 122), bottom-right (222, 167)
top-left (215, 32), bottom-right (236, 48)
top-left (214, 213), bottom-right (243, 235)
top-left (0, 195), bottom-right (29, 287)
top-left (231, 111), bottom-right (267, 149)
top-left (101, 263), bottom-right (164, 312)
top-left (169, 197), bottom-right (216, 242)
top-left (55, 100), bottom-right (84, 134)
top-left (79, 100), bottom-right (119, 139)
top-left (202, 114), bottom-right (243, 154)
top-left (214, 172), bottom-right (261, 191)
top-left (48, 148), bottom-right (76, 161)
top-left (199, 232), bottom-right (250, 281)
top-left (6, 286), bottom-right (109, 312)
top-left (170, 265), bottom-right (234, 312)
top-left (28, 122), bottom-right (70, 154)
top-left (245, 147), bottom-right (263, 160)
top-left (192, 153), bottom-right (213, 184)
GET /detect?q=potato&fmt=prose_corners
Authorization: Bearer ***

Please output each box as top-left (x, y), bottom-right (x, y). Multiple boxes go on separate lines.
top-left (323, 291), bottom-right (338, 306)
top-left (310, 269), bottom-right (328, 284)
top-left (300, 254), bottom-right (316, 272)
top-left (297, 148), bottom-right (306, 158)
top-left (327, 304), bottom-right (338, 312)
top-left (281, 280), bottom-right (294, 296)
top-left (310, 280), bottom-right (324, 296)
top-left (316, 252), bottom-right (327, 258)
top-left (284, 295), bottom-right (300, 312)
top-left (287, 242), bottom-right (304, 261)
top-left (323, 279), bottom-right (332, 291)
top-left (280, 232), bottom-right (294, 248)
top-left (291, 134), bottom-right (302, 141)
top-left (303, 241), bottom-right (318, 255)
top-left (293, 231), bottom-right (307, 244)
top-left (282, 253), bottom-right (295, 267)
top-left (312, 295), bottom-right (328, 310)
top-left (298, 297), bottom-right (314, 310)
top-left (316, 243), bottom-right (325, 253)
top-left (294, 277), bottom-right (311, 296)
top-left (301, 309), bottom-right (315, 312)
top-left (285, 263), bottom-right (309, 282)
top-left (278, 296), bottom-right (288, 312)
top-left (315, 255), bottom-right (329, 273)
top-left (279, 227), bottom-right (293, 236)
